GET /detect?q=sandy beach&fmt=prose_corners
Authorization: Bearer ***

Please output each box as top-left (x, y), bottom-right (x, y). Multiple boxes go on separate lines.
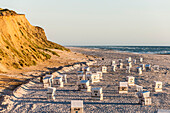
top-left (1, 47), bottom-right (170, 113)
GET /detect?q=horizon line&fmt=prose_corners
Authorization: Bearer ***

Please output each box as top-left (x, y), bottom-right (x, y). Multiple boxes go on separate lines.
top-left (65, 45), bottom-right (170, 47)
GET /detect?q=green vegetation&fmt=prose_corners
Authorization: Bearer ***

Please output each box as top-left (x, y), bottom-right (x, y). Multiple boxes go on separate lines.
top-left (42, 48), bottom-right (60, 57)
top-left (12, 62), bottom-right (20, 69)
top-left (39, 51), bottom-right (51, 60)
top-left (51, 50), bottom-right (60, 56)
top-left (0, 49), bottom-right (4, 56)
top-left (11, 48), bottom-right (22, 57)
top-left (0, 14), bottom-right (70, 70)
top-left (21, 50), bottom-right (27, 55)
top-left (19, 29), bottom-right (24, 36)
top-left (19, 59), bottom-right (25, 67)
top-left (32, 60), bottom-right (36, 65)
top-left (32, 55), bottom-right (37, 60)
top-left (45, 40), bottom-right (70, 52)
top-left (29, 45), bottom-right (36, 52)
top-left (3, 39), bottom-right (11, 46)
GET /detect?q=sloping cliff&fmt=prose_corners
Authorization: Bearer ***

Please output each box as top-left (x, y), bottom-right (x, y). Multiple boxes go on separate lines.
top-left (0, 8), bottom-right (69, 72)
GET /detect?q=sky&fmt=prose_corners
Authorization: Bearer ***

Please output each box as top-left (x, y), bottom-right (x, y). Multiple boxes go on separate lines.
top-left (1, 0), bottom-right (170, 46)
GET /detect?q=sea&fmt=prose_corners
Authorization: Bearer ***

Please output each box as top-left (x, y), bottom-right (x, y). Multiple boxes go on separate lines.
top-left (73, 46), bottom-right (170, 55)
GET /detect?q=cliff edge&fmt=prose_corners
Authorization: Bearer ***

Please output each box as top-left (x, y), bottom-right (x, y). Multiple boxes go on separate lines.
top-left (0, 8), bottom-right (69, 72)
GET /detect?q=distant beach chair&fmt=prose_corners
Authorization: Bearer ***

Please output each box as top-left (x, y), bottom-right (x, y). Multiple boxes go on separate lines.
top-left (133, 59), bottom-right (136, 64)
top-left (96, 71), bottom-right (103, 79)
top-left (127, 76), bottom-right (135, 86)
top-left (112, 65), bottom-right (117, 72)
top-left (140, 57), bottom-right (143, 63)
top-left (77, 74), bottom-right (85, 81)
top-left (71, 100), bottom-right (84, 113)
top-left (111, 60), bottom-right (116, 66)
top-left (139, 64), bottom-right (145, 70)
top-left (118, 82), bottom-right (128, 94)
top-left (137, 91), bottom-right (151, 105)
top-left (136, 67), bottom-right (142, 75)
top-left (126, 57), bottom-right (132, 63)
top-left (91, 87), bottom-right (103, 100)
top-left (43, 76), bottom-right (52, 88)
top-left (85, 73), bottom-right (100, 83)
top-left (118, 63), bottom-right (123, 69)
top-left (127, 62), bottom-right (132, 68)
top-left (47, 87), bottom-right (56, 100)
top-left (52, 77), bottom-right (64, 88)
top-left (92, 73), bottom-right (100, 83)
top-left (57, 74), bottom-right (67, 84)
top-left (126, 66), bottom-right (131, 73)
top-left (135, 85), bottom-right (143, 92)
top-left (86, 74), bottom-right (94, 84)
top-left (153, 81), bottom-right (162, 92)
top-left (153, 65), bottom-right (160, 72)
top-left (145, 64), bottom-right (151, 71)
top-left (78, 80), bottom-right (91, 92)
top-left (102, 66), bottom-right (107, 73)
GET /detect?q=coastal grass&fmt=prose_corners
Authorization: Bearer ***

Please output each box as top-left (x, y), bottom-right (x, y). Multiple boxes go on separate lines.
top-left (42, 48), bottom-right (60, 57)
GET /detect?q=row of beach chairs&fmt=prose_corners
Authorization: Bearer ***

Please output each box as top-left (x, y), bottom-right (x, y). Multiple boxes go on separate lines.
top-left (41, 57), bottom-right (164, 113)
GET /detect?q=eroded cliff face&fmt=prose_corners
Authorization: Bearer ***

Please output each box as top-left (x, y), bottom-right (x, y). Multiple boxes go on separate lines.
top-left (0, 9), bottom-right (69, 72)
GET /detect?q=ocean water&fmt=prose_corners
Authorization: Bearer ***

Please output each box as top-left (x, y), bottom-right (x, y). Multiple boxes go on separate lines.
top-left (74, 46), bottom-right (170, 54)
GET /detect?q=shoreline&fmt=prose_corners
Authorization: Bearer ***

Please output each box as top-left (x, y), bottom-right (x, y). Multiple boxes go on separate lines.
top-left (68, 46), bottom-right (170, 55)
top-left (69, 47), bottom-right (170, 71)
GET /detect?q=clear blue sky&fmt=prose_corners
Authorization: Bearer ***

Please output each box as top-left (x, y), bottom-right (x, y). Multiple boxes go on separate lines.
top-left (1, 0), bottom-right (170, 46)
